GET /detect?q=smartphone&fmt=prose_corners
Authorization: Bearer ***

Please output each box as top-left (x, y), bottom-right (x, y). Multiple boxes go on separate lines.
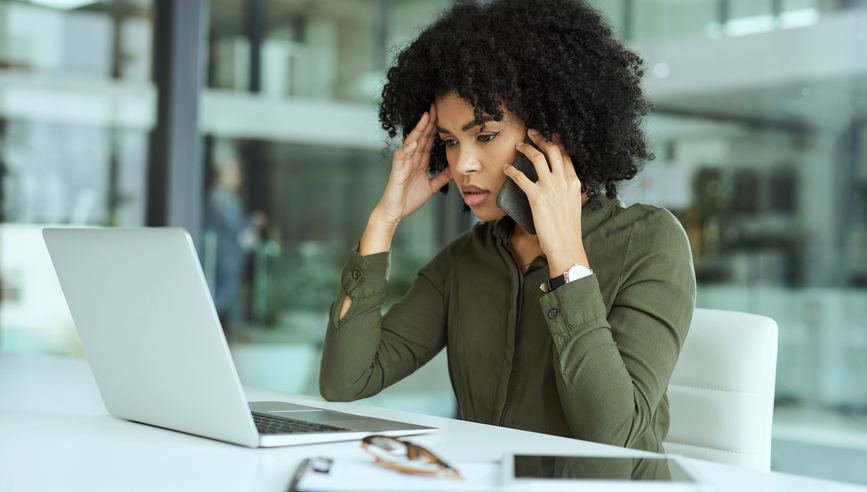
top-left (496, 136), bottom-right (545, 235)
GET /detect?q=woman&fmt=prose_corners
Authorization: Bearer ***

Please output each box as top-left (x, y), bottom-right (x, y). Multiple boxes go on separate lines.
top-left (319, 0), bottom-right (695, 462)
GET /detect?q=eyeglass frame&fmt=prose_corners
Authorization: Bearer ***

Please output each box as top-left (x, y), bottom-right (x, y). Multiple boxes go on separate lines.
top-left (361, 435), bottom-right (464, 480)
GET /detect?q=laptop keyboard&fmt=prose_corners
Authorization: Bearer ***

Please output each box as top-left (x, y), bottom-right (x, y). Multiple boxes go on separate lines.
top-left (252, 412), bottom-right (353, 435)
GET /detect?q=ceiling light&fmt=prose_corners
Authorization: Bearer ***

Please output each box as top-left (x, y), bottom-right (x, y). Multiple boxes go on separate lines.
top-left (726, 15), bottom-right (775, 37)
top-left (29, 0), bottom-right (94, 10)
top-left (779, 9), bottom-right (821, 30)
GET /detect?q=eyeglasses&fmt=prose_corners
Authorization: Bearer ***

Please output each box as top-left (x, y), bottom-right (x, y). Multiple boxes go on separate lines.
top-left (361, 435), bottom-right (464, 480)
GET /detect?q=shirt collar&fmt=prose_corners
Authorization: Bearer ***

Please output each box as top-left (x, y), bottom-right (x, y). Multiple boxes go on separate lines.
top-left (492, 193), bottom-right (623, 241)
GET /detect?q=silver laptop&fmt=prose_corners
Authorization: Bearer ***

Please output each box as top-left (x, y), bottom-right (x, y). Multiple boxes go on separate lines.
top-left (43, 227), bottom-right (435, 448)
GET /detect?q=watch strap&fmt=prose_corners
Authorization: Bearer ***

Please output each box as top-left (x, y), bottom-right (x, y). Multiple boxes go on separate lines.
top-left (543, 264), bottom-right (593, 293)
top-left (546, 274), bottom-right (567, 293)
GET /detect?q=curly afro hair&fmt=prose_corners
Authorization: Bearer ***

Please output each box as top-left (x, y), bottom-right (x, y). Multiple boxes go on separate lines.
top-left (379, 0), bottom-right (653, 199)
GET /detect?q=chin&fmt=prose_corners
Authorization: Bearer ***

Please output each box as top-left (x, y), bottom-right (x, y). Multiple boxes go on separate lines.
top-left (469, 206), bottom-right (507, 222)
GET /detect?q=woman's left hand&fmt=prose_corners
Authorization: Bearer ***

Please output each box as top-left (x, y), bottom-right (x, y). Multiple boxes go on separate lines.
top-left (503, 129), bottom-right (590, 275)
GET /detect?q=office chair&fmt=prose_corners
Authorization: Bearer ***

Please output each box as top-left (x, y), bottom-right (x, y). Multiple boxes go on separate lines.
top-left (663, 308), bottom-right (779, 471)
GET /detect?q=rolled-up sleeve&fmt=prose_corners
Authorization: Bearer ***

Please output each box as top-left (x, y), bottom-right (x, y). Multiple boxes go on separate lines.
top-left (338, 248), bottom-right (391, 302)
top-left (319, 238), bottom-right (457, 402)
top-left (539, 209), bottom-right (695, 448)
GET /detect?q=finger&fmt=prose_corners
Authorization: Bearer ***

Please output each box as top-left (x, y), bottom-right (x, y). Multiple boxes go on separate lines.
top-left (551, 131), bottom-right (565, 150)
top-left (503, 162), bottom-right (537, 194)
top-left (516, 141), bottom-right (552, 183)
top-left (404, 111), bottom-right (431, 147)
top-left (405, 104), bottom-right (437, 157)
top-left (430, 166), bottom-right (453, 190)
top-left (527, 129), bottom-right (566, 177)
top-left (429, 101), bottom-right (437, 124)
top-left (550, 132), bottom-right (577, 177)
top-left (394, 140), bottom-right (419, 163)
top-left (419, 106), bottom-right (439, 154)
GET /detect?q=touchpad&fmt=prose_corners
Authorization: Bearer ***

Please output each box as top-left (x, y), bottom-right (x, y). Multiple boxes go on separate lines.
top-left (271, 410), bottom-right (351, 423)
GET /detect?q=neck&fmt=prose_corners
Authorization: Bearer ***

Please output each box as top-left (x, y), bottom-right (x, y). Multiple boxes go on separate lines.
top-left (509, 221), bottom-right (543, 270)
top-left (511, 223), bottom-right (538, 244)
top-left (508, 192), bottom-right (590, 268)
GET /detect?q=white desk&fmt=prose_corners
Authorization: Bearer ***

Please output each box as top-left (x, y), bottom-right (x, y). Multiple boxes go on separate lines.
top-left (2, 351), bottom-right (865, 492)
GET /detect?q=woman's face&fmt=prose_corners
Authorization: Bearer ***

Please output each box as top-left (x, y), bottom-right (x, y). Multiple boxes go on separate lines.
top-left (435, 93), bottom-right (528, 221)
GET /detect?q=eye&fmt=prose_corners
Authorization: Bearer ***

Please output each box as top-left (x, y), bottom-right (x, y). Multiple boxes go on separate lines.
top-left (478, 132), bottom-right (499, 142)
top-left (442, 138), bottom-right (458, 148)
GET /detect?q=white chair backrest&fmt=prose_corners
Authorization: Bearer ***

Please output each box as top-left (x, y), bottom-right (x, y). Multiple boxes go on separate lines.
top-left (664, 308), bottom-right (778, 471)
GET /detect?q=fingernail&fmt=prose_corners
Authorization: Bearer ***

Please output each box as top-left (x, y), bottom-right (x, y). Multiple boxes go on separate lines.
top-left (516, 142), bottom-right (524, 147)
top-left (528, 129), bottom-right (539, 135)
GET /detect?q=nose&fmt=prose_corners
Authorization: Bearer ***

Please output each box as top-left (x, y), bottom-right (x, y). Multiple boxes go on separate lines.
top-left (453, 147), bottom-right (481, 175)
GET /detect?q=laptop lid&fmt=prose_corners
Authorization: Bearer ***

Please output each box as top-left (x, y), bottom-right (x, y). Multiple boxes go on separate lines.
top-left (43, 227), bottom-right (260, 447)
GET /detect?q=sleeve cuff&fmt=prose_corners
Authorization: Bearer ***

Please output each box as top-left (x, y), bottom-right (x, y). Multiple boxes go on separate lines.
top-left (539, 273), bottom-right (609, 337)
top-left (341, 244), bottom-right (391, 298)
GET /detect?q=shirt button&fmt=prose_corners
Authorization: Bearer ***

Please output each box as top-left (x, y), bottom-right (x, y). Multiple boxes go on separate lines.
top-left (547, 309), bottom-right (558, 319)
top-left (351, 269), bottom-right (361, 279)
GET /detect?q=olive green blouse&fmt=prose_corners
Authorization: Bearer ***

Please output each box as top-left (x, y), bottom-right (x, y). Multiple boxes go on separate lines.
top-left (319, 195), bottom-right (696, 455)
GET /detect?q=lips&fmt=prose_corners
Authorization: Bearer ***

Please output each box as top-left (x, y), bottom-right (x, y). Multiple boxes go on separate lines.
top-left (462, 185), bottom-right (489, 207)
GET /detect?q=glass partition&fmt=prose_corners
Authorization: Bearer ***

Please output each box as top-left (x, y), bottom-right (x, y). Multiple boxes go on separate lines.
top-left (619, 0), bottom-right (867, 484)
top-left (202, 0), bottom-right (461, 414)
top-left (200, 2), bottom-right (867, 456)
top-left (0, 0), bottom-right (154, 357)
top-left (2, 0), bottom-right (866, 485)
top-left (630, 0), bottom-right (718, 42)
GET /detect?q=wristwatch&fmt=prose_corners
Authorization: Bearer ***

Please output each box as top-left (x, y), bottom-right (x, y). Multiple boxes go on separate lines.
top-left (543, 263), bottom-right (593, 293)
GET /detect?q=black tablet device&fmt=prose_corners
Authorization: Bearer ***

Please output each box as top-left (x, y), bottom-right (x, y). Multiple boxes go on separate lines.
top-left (500, 453), bottom-right (710, 491)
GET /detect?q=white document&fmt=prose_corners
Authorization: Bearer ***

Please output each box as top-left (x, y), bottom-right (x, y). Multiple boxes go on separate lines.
top-left (293, 457), bottom-right (501, 492)
top-left (291, 455), bottom-right (710, 492)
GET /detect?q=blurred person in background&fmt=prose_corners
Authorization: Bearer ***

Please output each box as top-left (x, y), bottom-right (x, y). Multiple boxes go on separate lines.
top-left (319, 0), bottom-right (695, 478)
top-left (203, 140), bottom-right (267, 330)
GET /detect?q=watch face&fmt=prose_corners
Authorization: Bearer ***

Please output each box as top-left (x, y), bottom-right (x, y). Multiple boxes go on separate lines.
top-left (566, 265), bottom-right (590, 282)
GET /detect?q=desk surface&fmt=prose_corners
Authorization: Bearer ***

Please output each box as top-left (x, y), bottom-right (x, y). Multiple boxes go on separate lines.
top-left (2, 351), bottom-right (865, 492)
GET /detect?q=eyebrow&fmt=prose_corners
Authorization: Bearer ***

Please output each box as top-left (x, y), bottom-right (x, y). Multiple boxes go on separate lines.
top-left (436, 116), bottom-right (496, 134)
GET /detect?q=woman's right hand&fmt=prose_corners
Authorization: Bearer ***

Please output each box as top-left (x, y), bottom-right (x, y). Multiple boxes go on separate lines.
top-left (374, 103), bottom-right (453, 226)
top-left (348, 103), bottom-right (452, 314)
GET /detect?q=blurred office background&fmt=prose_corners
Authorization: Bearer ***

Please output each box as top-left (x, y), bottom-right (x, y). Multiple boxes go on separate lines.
top-left (1, 0), bottom-right (866, 484)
